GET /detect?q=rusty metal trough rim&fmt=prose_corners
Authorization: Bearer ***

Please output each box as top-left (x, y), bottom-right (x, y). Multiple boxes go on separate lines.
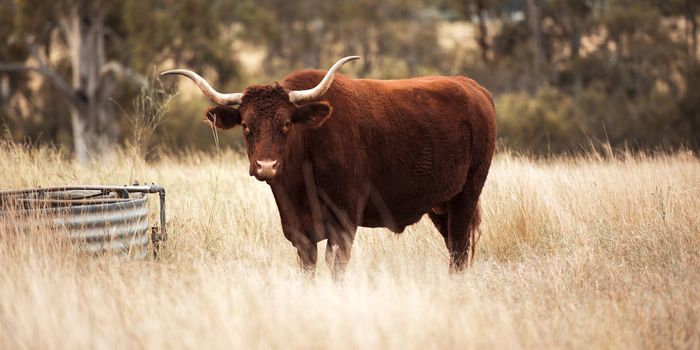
top-left (15, 197), bottom-right (141, 205)
top-left (0, 184), bottom-right (167, 260)
top-left (2, 194), bottom-right (148, 213)
top-left (0, 184), bottom-right (165, 227)
top-left (0, 184), bottom-right (164, 197)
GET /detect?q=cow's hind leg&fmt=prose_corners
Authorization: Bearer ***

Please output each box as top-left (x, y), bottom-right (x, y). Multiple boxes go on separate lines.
top-left (447, 193), bottom-right (482, 271)
top-left (445, 165), bottom-right (488, 271)
top-left (428, 211), bottom-right (449, 247)
top-left (442, 150), bottom-right (491, 271)
top-left (446, 190), bottom-right (468, 270)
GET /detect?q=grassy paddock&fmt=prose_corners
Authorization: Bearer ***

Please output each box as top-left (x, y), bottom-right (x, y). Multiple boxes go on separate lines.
top-left (0, 144), bottom-right (698, 349)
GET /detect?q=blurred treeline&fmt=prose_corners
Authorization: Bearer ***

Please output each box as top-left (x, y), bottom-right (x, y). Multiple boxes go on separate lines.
top-left (0, 0), bottom-right (698, 159)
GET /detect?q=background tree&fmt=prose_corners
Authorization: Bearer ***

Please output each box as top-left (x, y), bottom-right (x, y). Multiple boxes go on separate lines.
top-left (0, 0), bottom-right (698, 156)
top-left (1, 1), bottom-right (139, 161)
top-left (0, 0), bottom-right (245, 161)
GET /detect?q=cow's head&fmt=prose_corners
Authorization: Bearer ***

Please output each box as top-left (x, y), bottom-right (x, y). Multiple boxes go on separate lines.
top-left (162, 56), bottom-right (359, 182)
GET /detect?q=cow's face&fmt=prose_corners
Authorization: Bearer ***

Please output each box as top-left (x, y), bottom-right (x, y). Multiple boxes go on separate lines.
top-left (205, 84), bottom-right (332, 182)
top-left (163, 57), bottom-right (358, 182)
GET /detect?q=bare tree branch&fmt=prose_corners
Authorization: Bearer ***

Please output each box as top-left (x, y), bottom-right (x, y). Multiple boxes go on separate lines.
top-left (0, 63), bottom-right (80, 106)
top-left (99, 61), bottom-right (148, 87)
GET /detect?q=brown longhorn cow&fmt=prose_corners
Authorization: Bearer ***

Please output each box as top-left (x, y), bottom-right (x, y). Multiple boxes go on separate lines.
top-left (162, 56), bottom-right (496, 277)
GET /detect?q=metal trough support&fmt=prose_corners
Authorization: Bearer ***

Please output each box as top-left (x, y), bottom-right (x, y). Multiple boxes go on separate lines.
top-left (0, 184), bottom-right (167, 260)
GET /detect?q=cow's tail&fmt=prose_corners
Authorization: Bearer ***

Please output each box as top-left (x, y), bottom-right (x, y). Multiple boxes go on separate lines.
top-left (468, 200), bottom-right (483, 266)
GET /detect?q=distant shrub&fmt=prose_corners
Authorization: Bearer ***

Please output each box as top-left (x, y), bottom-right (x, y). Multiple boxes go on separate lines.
top-left (495, 81), bottom-right (697, 154)
top-left (496, 87), bottom-right (588, 154)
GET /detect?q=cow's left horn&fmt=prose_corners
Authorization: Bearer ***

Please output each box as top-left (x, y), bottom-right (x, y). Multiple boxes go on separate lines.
top-left (160, 69), bottom-right (243, 105)
top-left (288, 56), bottom-right (360, 103)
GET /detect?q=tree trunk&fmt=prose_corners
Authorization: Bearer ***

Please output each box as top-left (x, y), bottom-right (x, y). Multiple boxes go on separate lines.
top-left (61, 5), bottom-right (116, 162)
top-left (526, 0), bottom-right (547, 89)
top-left (360, 28), bottom-right (374, 76)
top-left (570, 20), bottom-right (583, 97)
top-left (689, 0), bottom-right (698, 57)
top-left (475, 0), bottom-right (490, 63)
top-left (69, 106), bottom-right (90, 162)
top-left (0, 76), bottom-right (9, 113)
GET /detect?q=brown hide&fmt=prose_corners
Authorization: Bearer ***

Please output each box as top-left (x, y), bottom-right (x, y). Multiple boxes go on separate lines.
top-left (206, 70), bottom-right (496, 274)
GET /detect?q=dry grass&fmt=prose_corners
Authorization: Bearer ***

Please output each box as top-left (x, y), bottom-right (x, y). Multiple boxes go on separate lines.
top-left (0, 143), bottom-right (698, 349)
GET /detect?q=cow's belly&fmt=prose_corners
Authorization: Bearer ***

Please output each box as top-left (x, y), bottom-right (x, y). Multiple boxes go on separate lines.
top-left (360, 206), bottom-right (425, 233)
top-left (359, 158), bottom-right (469, 232)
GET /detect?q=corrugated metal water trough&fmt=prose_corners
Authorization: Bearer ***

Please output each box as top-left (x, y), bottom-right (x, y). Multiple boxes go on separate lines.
top-left (0, 184), bottom-right (166, 260)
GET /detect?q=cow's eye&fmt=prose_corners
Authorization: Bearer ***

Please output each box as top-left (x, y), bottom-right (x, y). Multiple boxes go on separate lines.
top-left (242, 123), bottom-right (251, 135)
top-left (282, 120), bottom-right (291, 133)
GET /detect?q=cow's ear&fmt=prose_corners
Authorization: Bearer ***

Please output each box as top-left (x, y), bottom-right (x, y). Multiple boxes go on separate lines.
top-left (205, 105), bottom-right (241, 130)
top-left (292, 102), bottom-right (332, 128)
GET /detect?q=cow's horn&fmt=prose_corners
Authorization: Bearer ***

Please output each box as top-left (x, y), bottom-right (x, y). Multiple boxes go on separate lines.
top-left (160, 69), bottom-right (243, 105)
top-left (288, 56), bottom-right (360, 103)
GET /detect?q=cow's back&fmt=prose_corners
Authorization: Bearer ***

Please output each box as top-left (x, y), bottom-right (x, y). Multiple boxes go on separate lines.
top-left (282, 70), bottom-right (496, 231)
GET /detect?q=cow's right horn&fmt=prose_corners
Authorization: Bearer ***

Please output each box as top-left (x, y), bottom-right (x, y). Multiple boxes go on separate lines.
top-left (160, 69), bottom-right (243, 105)
top-left (288, 56), bottom-right (360, 103)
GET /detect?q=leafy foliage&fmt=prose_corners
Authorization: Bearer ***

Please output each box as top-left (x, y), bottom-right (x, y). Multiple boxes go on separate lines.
top-left (0, 0), bottom-right (698, 155)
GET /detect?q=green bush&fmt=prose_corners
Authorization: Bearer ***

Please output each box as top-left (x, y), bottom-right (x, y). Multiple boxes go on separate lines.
top-left (496, 87), bottom-right (588, 154)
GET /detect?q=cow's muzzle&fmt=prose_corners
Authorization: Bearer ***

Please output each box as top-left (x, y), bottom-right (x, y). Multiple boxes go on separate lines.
top-left (254, 159), bottom-right (279, 181)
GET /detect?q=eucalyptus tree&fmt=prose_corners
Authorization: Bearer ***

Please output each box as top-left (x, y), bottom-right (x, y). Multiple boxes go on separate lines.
top-left (0, 0), bottom-right (245, 161)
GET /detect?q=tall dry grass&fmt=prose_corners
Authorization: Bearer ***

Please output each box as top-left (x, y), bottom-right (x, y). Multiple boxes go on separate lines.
top-left (0, 143), bottom-right (698, 349)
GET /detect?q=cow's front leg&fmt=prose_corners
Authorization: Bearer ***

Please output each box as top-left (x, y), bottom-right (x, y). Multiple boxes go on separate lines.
top-left (325, 226), bottom-right (356, 280)
top-left (292, 235), bottom-right (318, 275)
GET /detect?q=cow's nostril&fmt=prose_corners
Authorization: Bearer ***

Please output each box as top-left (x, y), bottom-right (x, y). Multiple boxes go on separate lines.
top-left (255, 160), bottom-right (279, 179)
top-left (256, 160), bottom-right (278, 168)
